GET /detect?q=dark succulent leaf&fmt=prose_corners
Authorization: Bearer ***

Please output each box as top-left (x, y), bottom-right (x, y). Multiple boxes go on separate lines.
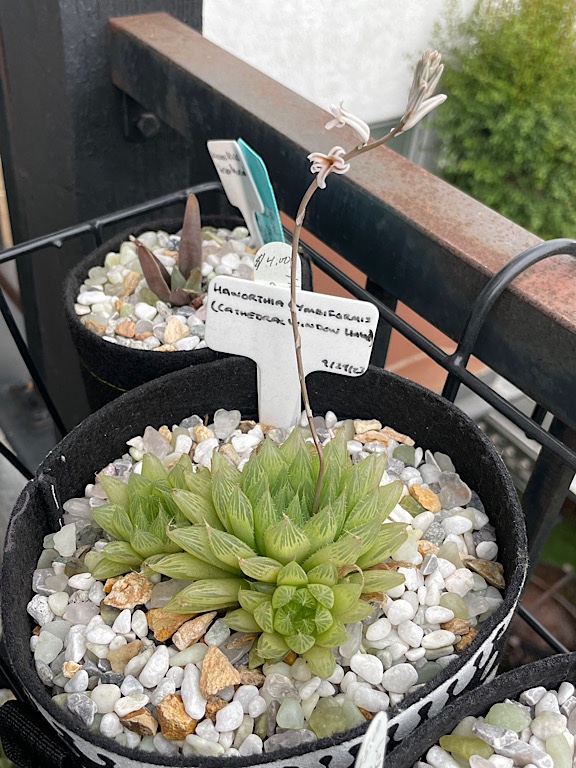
top-left (271, 481), bottom-right (297, 517)
top-left (178, 193), bottom-right (203, 279)
top-left (134, 238), bottom-right (171, 303)
top-left (168, 288), bottom-right (194, 307)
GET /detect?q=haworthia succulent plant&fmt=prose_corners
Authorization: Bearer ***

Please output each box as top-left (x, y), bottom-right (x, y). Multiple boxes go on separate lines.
top-left (89, 427), bottom-right (408, 677)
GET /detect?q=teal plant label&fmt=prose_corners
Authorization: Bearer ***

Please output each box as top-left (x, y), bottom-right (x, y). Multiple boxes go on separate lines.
top-left (355, 712), bottom-right (388, 768)
top-left (237, 138), bottom-right (285, 245)
top-left (205, 276), bottom-right (379, 427)
top-left (207, 139), bottom-right (265, 247)
top-left (254, 241), bottom-right (301, 288)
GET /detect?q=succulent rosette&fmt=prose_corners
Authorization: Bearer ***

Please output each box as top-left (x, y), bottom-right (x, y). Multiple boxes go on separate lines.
top-left (89, 427), bottom-right (408, 677)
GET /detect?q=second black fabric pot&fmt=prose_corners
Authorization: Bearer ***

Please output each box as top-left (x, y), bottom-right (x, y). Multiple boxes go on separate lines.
top-left (63, 217), bottom-right (313, 411)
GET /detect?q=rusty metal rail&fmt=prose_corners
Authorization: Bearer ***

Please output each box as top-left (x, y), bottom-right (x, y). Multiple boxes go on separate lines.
top-left (109, 12), bottom-right (576, 431)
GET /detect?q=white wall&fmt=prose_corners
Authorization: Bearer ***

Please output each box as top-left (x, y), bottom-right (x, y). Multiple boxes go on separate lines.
top-left (203, 0), bottom-right (474, 125)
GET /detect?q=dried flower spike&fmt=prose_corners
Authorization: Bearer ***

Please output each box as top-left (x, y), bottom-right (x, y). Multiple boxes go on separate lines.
top-left (325, 101), bottom-right (371, 147)
top-left (307, 146), bottom-right (351, 189)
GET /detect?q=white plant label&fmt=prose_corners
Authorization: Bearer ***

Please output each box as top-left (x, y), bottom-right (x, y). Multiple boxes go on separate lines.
top-left (205, 276), bottom-right (379, 427)
top-left (355, 712), bottom-right (389, 768)
top-left (254, 241), bottom-right (301, 288)
top-left (207, 139), bottom-right (265, 247)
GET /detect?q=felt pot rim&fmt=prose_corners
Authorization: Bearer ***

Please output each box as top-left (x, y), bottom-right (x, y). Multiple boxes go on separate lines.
top-left (386, 652), bottom-right (576, 768)
top-left (2, 359), bottom-right (528, 768)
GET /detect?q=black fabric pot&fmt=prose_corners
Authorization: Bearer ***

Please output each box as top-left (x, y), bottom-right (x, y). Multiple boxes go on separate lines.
top-left (63, 217), bottom-right (313, 412)
top-left (386, 652), bottom-right (576, 768)
top-left (1, 358), bottom-right (528, 768)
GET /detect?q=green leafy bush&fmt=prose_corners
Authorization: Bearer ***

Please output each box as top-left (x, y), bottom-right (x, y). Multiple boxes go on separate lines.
top-left (433, 0), bottom-right (576, 239)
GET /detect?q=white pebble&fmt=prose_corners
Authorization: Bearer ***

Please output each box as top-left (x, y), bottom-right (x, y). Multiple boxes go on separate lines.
top-left (100, 712), bottom-right (123, 738)
top-left (350, 652), bottom-right (384, 685)
top-left (131, 610), bottom-right (148, 639)
top-left (425, 606), bottom-right (455, 624)
top-left (181, 663), bottom-right (206, 720)
top-left (114, 694), bottom-right (150, 717)
top-left (215, 700), bottom-right (244, 732)
top-left (91, 684), bottom-right (122, 714)
top-left (387, 600), bottom-right (416, 625)
top-left (476, 541), bottom-right (498, 560)
top-left (112, 609), bottom-right (132, 635)
top-left (382, 663), bottom-right (419, 694)
top-left (139, 645), bottom-right (170, 689)
top-left (397, 620), bottom-right (424, 648)
top-left (421, 630), bottom-right (456, 650)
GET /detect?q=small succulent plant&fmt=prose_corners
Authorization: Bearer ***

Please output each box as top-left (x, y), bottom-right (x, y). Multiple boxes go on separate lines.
top-left (88, 454), bottom-right (195, 579)
top-left (133, 192), bottom-right (204, 307)
top-left (140, 429), bottom-right (402, 676)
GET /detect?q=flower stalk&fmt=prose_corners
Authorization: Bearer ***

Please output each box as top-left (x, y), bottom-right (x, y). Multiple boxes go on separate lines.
top-left (289, 50), bottom-right (446, 512)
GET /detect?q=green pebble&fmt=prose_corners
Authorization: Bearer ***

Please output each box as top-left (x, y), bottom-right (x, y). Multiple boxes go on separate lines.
top-left (394, 445), bottom-right (416, 465)
top-left (52, 693), bottom-right (74, 707)
top-left (486, 702), bottom-right (531, 732)
top-left (416, 661), bottom-right (442, 684)
top-left (43, 533), bottom-right (55, 549)
top-left (119, 303), bottom-right (134, 318)
top-left (546, 735), bottom-right (572, 768)
top-left (439, 735), bottom-right (493, 760)
top-left (437, 541), bottom-right (464, 568)
top-left (100, 604), bottom-right (122, 626)
top-left (401, 496), bottom-right (426, 516)
top-left (254, 712), bottom-right (267, 740)
top-left (308, 698), bottom-right (364, 739)
top-left (451, 716), bottom-right (477, 738)
top-left (64, 558), bottom-right (87, 577)
top-left (125, 260), bottom-right (142, 273)
top-left (440, 593), bottom-right (469, 619)
top-left (139, 287), bottom-right (160, 305)
top-left (459, 508), bottom-right (477, 526)
top-left (103, 284), bottom-right (124, 297)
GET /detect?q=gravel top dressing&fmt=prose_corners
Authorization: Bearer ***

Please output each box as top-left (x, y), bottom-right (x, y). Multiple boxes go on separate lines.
top-left (28, 409), bottom-right (506, 760)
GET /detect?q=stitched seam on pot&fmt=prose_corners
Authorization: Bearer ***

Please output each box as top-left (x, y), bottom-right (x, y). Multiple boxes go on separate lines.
top-left (78, 357), bottom-right (128, 393)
